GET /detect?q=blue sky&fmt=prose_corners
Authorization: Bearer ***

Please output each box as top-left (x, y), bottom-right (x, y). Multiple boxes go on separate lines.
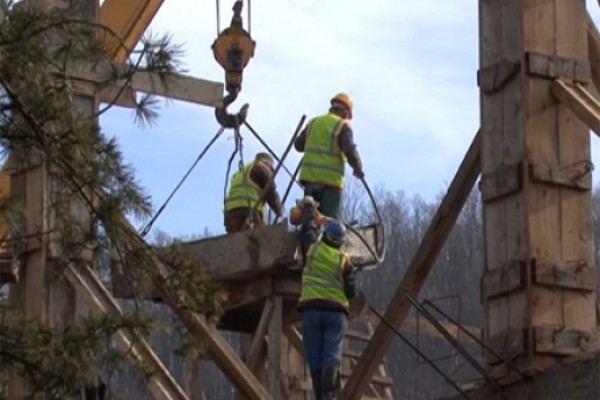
top-left (100, 1), bottom-right (600, 238)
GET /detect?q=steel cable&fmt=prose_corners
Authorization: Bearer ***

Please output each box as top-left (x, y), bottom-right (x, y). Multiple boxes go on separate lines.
top-left (139, 126), bottom-right (226, 237)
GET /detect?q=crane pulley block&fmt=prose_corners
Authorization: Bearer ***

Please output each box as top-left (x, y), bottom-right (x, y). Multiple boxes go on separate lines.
top-left (212, 1), bottom-right (255, 93)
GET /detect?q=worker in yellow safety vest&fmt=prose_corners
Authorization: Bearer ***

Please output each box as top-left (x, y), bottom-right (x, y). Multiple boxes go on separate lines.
top-left (224, 153), bottom-right (283, 233)
top-left (295, 93), bottom-right (365, 219)
top-left (296, 197), bottom-right (359, 400)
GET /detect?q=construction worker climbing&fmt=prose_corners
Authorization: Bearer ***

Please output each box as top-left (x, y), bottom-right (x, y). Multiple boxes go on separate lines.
top-left (297, 198), bottom-right (359, 400)
top-left (295, 93), bottom-right (365, 219)
top-left (224, 153), bottom-right (284, 233)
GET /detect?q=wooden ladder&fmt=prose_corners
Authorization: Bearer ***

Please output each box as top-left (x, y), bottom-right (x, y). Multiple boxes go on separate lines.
top-left (340, 315), bottom-right (395, 400)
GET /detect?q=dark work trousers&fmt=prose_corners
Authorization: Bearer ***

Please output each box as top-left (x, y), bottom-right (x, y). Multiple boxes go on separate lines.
top-left (224, 209), bottom-right (264, 233)
top-left (302, 308), bottom-right (347, 372)
top-left (303, 184), bottom-right (343, 219)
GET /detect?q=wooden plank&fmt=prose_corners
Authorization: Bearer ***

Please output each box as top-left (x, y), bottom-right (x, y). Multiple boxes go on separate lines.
top-left (342, 130), bottom-right (481, 400)
top-left (486, 299), bottom-right (525, 361)
top-left (182, 223), bottom-right (297, 280)
top-left (526, 51), bottom-right (590, 82)
top-left (115, 216), bottom-right (272, 400)
top-left (501, 0), bottom-right (530, 373)
top-left (129, 72), bottom-right (223, 108)
top-left (283, 325), bottom-right (306, 360)
top-left (65, 65), bottom-right (224, 108)
top-left (63, 264), bottom-right (190, 400)
top-left (534, 327), bottom-right (600, 355)
top-left (481, 260), bottom-right (526, 299)
top-left (267, 296), bottom-right (283, 399)
top-left (532, 259), bottom-right (597, 291)
top-left (587, 12), bottom-right (600, 93)
top-left (246, 298), bottom-right (274, 371)
top-left (556, 0), bottom-right (597, 339)
top-left (523, 0), bottom-right (562, 372)
top-left (479, 162), bottom-right (522, 202)
top-left (480, 0), bottom-right (510, 369)
top-left (181, 223), bottom-right (382, 281)
top-left (529, 162), bottom-right (592, 190)
top-left (477, 59), bottom-right (520, 94)
top-left (551, 80), bottom-right (600, 135)
top-left (225, 277), bottom-right (272, 310)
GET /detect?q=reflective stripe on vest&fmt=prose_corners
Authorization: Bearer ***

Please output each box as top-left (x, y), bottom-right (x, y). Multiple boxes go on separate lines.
top-left (299, 241), bottom-right (350, 308)
top-left (299, 114), bottom-right (347, 189)
top-left (224, 162), bottom-right (266, 215)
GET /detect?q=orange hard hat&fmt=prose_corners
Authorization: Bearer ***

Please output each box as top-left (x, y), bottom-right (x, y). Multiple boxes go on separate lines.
top-left (331, 93), bottom-right (354, 119)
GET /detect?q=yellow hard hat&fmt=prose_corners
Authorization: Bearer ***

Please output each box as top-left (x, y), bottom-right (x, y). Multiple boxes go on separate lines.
top-left (330, 93), bottom-right (354, 119)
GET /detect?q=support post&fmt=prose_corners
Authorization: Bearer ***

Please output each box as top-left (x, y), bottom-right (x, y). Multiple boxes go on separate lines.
top-left (479, 0), bottom-right (597, 375)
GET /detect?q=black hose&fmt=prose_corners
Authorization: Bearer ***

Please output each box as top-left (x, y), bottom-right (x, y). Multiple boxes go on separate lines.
top-left (344, 177), bottom-right (386, 266)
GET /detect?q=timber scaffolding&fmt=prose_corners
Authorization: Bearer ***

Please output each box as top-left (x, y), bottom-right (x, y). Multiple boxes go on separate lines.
top-left (111, 223), bottom-right (391, 399)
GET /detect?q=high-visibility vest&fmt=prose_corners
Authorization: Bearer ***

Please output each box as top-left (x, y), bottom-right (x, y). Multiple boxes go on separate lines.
top-left (224, 162), bottom-right (265, 215)
top-left (299, 113), bottom-right (347, 189)
top-left (299, 241), bottom-right (350, 309)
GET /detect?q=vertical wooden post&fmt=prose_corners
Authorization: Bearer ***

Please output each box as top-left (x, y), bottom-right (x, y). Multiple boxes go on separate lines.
top-left (479, 0), bottom-right (596, 374)
top-left (267, 296), bottom-right (283, 398)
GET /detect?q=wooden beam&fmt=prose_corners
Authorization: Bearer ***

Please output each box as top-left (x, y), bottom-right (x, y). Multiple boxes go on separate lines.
top-left (100, 0), bottom-right (165, 62)
top-left (525, 51), bottom-right (590, 82)
top-left (116, 217), bottom-right (272, 400)
top-left (128, 72), bottom-right (223, 108)
top-left (182, 223), bottom-right (297, 281)
top-left (65, 65), bottom-right (224, 108)
top-left (181, 223), bottom-right (383, 281)
top-left (267, 296), bottom-right (283, 398)
top-left (587, 12), bottom-right (600, 93)
top-left (63, 264), bottom-right (190, 400)
top-left (551, 79), bottom-right (600, 136)
top-left (283, 325), bottom-right (306, 360)
top-left (342, 130), bottom-right (482, 399)
top-left (246, 298), bottom-right (274, 371)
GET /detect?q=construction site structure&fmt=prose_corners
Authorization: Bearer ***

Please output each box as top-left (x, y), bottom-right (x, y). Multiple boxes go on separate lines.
top-left (4, 0), bottom-right (600, 399)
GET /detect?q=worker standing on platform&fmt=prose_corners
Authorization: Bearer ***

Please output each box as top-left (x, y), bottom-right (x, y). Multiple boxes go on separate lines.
top-left (297, 198), bottom-right (359, 400)
top-left (224, 153), bottom-right (283, 233)
top-left (295, 93), bottom-right (365, 219)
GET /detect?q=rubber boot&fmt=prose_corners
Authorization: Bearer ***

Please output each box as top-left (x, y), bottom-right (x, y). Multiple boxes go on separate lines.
top-left (321, 365), bottom-right (339, 400)
top-left (310, 369), bottom-right (322, 400)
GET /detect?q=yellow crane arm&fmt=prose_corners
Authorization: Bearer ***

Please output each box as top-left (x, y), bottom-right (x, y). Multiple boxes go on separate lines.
top-left (100, 0), bottom-right (165, 62)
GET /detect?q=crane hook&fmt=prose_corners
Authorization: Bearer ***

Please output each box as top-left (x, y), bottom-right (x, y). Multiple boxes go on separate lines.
top-left (215, 87), bottom-right (249, 128)
top-left (212, 0), bottom-right (255, 128)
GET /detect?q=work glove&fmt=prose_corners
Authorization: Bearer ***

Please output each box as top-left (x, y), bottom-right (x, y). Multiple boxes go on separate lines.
top-left (301, 195), bottom-right (319, 209)
top-left (353, 169), bottom-right (365, 179)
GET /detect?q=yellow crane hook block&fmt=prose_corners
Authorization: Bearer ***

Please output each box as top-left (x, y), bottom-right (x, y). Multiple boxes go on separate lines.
top-left (212, 1), bottom-right (255, 93)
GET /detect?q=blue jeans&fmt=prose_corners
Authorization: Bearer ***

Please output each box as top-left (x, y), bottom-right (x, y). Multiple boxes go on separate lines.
top-left (302, 309), bottom-right (348, 372)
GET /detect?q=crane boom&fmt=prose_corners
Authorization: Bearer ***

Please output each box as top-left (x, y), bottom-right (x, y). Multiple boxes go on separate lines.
top-left (100, 0), bottom-right (165, 62)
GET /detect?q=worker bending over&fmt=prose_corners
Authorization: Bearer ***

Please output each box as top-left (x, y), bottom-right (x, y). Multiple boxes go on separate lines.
top-left (295, 93), bottom-right (365, 219)
top-left (224, 152), bottom-right (283, 233)
top-left (297, 197), bottom-right (359, 400)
